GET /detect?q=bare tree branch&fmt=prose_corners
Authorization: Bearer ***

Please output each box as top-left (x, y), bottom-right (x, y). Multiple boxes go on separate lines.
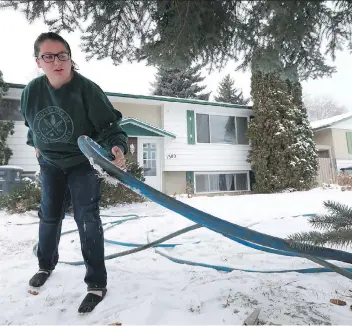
top-left (303, 93), bottom-right (348, 121)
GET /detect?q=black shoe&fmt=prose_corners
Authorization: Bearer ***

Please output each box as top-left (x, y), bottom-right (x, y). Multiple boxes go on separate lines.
top-left (78, 289), bottom-right (107, 313)
top-left (29, 269), bottom-right (51, 287)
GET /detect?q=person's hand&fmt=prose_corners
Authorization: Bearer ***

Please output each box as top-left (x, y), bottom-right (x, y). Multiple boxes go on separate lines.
top-left (111, 146), bottom-right (126, 169)
top-left (35, 148), bottom-right (40, 158)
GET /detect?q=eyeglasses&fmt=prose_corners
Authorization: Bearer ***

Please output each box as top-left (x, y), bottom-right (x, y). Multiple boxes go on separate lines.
top-left (38, 52), bottom-right (70, 63)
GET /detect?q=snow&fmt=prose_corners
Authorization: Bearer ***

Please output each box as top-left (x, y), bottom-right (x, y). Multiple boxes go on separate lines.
top-left (1, 188), bottom-right (352, 325)
top-left (336, 159), bottom-right (352, 171)
top-left (310, 112), bottom-right (352, 130)
top-left (135, 93), bottom-right (250, 109)
top-left (0, 165), bottom-right (24, 170)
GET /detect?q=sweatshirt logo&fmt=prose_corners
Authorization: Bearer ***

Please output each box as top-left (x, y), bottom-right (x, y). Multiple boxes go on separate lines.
top-left (33, 106), bottom-right (74, 143)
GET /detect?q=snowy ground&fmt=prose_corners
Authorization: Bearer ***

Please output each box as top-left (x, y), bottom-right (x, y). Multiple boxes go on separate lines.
top-left (1, 187), bottom-right (352, 325)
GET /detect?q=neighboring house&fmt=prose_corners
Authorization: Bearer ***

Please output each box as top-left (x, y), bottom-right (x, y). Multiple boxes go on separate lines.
top-left (311, 112), bottom-right (352, 184)
top-left (2, 83), bottom-right (253, 195)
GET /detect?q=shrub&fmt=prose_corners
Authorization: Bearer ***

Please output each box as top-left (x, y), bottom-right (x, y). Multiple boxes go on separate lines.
top-left (337, 171), bottom-right (352, 191)
top-left (99, 160), bottom-right (146, 207)
top-left (0, 179), bottom-right (41, 214)
top-left (0, 121), bottom-right (15, 165)
top-left (0, 159), bottom-right (146, 214)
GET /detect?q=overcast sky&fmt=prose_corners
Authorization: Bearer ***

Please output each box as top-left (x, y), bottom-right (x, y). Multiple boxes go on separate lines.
top-left (0, 9), bottom-right (351, 109)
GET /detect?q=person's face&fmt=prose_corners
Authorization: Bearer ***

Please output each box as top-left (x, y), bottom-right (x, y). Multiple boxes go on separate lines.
top-left (36, 40), bottom-right (72, 83)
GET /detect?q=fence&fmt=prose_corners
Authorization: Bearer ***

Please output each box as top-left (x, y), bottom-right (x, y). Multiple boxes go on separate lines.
top-left (316, 157), bottom-right (336, 185)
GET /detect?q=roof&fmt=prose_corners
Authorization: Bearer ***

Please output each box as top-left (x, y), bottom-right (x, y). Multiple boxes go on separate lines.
top-left (311, 112), bottom-right (352, 130)
top-left (121, 117), bottom-right (176, 139)
top-left (7, 83), bottom-right (251, 110)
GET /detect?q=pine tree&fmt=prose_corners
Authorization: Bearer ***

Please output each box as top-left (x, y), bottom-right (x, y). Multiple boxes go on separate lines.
top-left (214, 74), bottom-right (249, 105)
top-left (5, 1), bottom-right (350, 79)
top-left (151, 64), bottom-right (211, 100)
top-left (247, 48), bottom-right (318, 193)
top-left (288, 201), bottom-right (352, 249)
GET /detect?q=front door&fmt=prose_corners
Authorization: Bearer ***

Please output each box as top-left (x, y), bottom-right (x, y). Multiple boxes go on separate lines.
top-left (138, 137), bottom-right (162, 191)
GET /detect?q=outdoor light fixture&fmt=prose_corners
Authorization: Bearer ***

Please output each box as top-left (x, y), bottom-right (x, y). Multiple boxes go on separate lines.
top-left (130, 143), bottom-right (135, 155)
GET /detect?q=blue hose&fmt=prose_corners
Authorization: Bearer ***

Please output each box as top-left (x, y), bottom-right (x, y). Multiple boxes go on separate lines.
top-left (154, 249), bottom-right (352, 274)
top-left (20, 215), bottom-right (312, 257)
top-left (77, 135), bottom-right (352, 280)
top-left (104, 239), bottom-right (178, 248)
top-left (31, 214), bottom-right (352, 273)
top-left (19, 213), bottom-right (314, 258)
top-left (33, 222), bottom-right (202, 266)
top-left (20, 213), bottom-right (314, 257)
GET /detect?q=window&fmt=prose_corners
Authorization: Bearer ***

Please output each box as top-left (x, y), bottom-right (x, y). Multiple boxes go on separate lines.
top-left (0, 99), bottom-right (24, 121)
top-left (196, 114), bottom-right (210, 143)
top-left (196, 113), bottom-right (248, 145)
top-left (318, 150), bottom-right (330, 158)
top-left (143, 143), bottom-right (157, 176)
top-left (195, 172), bottom-right (249, 193)
top-left (346, 132), bottom-right (352, 154)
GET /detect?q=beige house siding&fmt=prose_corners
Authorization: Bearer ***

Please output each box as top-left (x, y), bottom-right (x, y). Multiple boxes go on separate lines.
top-left (331, 128), bottom-right (352, 160)
top-left (111, 102), bottom-right (162, 128)
top-left (163, 171), bottom-right (186, 195)
top-left (314, 129), bottom-right (335, 158)
top-left (314, 128), bottom-right (352, 160)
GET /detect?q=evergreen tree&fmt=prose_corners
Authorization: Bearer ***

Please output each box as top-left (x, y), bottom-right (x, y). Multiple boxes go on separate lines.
top-left (247, 48), bottom-right (318, 193)
top-left (286, 68), bottom-right (318, 189)
top-left (0, 70), bottom-right (8, 101)
top-left (288, 201), bottom-right (352, 249)
top-left (214, 74), bottom-right (249, 105)
top-left (4, 1), bottom-right (350, 79)
top-left (151, 64), bottom-right (210, 100)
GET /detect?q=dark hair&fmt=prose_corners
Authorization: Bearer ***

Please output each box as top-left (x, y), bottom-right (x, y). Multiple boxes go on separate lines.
top-left (34, 32), bottom-right (78, 71)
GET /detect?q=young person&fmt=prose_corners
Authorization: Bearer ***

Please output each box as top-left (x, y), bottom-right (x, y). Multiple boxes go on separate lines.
top-left (20, 32), bottom-right (128, 313)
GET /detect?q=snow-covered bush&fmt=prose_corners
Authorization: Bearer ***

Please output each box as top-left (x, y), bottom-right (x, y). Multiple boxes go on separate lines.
top-left (337, 171), bottom-right (352, 191)
top-left (99, 160), bottom-right (146, 207)
top-left (0, 179), bottom-right (41, 213)
top-left (0, 160), bottom-right (146, 213)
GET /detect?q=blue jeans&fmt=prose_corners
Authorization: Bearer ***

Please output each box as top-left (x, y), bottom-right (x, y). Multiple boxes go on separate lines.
top-left (37, 156), bottom-right (107, 291)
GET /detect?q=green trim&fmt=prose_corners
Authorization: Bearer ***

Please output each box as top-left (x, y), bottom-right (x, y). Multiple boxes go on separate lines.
top-left (187, 110), bottom-right (195, 144)
top-left (186, 171), bottom-right (194, 186)
top-left (346, 132), bottom-right (352, 154)
top-left (121, 124), bottom-right (161, 137)
top-left (6, 83), bottom-right (251, 110)
top-left (121, 117), bottom-right (176, 139)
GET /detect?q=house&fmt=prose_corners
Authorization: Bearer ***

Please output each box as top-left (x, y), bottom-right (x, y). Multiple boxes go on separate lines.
top-left (2, 83), bottom-right (253, 195)
top-left (311, 112), bottom-right (352, 183)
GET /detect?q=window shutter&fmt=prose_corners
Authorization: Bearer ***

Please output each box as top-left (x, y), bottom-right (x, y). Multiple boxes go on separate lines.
top-left (249, 170), bottom-right (256, 191)
top-left (346, 132), bottom-right (352, 154)
top-left (187, 110), bottom-right (195, 144)
top-left (186, 171), bottom-right (194, 186)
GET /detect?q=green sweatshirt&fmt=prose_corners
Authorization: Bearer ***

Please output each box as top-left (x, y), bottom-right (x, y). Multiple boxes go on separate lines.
top-left (20, 71), bottom-right (128, 168)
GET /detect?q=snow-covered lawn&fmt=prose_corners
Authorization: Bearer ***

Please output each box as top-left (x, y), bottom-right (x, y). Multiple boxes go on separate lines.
top-left (1, 187), bottom-right (352, 325)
